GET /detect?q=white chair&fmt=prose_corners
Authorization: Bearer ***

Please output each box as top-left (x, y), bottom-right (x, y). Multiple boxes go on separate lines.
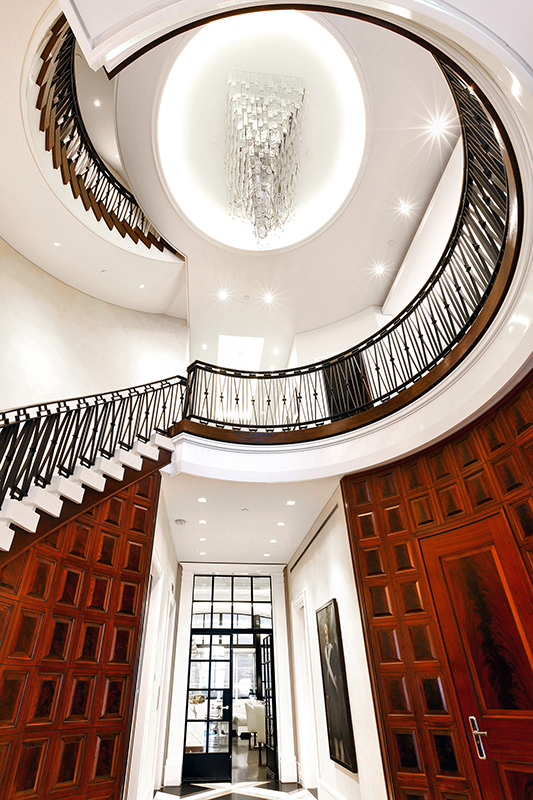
top-left (245, 701), bottom-right (258, 749)
top-left (253, 703), bottom-right (266, 764)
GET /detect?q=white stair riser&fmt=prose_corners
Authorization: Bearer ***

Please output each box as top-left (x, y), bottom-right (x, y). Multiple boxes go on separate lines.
top-left (95, 456), bottom-right (125, 481)
top-left (73, 465), bottom-right (106, 492)
top-left (51, 475), bottom-right (85, 504)
top-left (0, 523), bottom-right (14, 552)
top-left (0, 498), bottom-right (40, 533)
top-left (133, 441), bottom-right (159, 461)
top-left (150, 432), bottom-right (175, 452)
top-left (115, 448), bottom-right (143, 471)
top-left (22, 486), bottom-right (63, 518)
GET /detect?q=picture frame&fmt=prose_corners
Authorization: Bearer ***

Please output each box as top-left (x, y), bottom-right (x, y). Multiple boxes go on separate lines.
top-left (316, 598), bottom-right (358, 772)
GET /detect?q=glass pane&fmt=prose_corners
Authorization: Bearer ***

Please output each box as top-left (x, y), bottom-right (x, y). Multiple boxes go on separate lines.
top-left (210, 661), bottom-right (230, 689)
top-left (253, 577), bottom-right (271, 602)
top-left (234, 652), bottom-right (255, 698)
top-left (188, 690), bottom-right (208, 719)
top-left (208, 721), bottom-right (230, 753)
top-left (209, 690), bottom-right (225, 719)
top-left (254, 603), bottom-right (272, 628)
top-left (211, 636), bottom-right (231, 660)
top-left (191, 634), bottom-right (210, 660)
top-left (192, 602), bottom-right (211, 628)
top-left (189, 661), bottom-right (209, 690)
top-left (193, 576), bottom-right (212, 601)
top-left (213, 576), bottom-right (232, 601)
top-left (212, 602), bottom-right (231, 628)
top-left (233, 576), bottom-right (251, 601)
top-left (234, 602), bottom-right (252, 628)
top-left (185, 721), bottom-right (207, 753)
top-left (235, 633), bottom-right (253, 645)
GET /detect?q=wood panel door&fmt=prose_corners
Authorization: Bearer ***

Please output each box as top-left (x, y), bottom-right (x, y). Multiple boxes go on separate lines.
top-left (421, 513), bottom-right (533, 799)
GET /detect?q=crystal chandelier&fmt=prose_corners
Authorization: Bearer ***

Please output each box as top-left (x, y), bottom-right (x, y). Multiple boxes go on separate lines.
top-left (225, 70), bottom-right (306, 243)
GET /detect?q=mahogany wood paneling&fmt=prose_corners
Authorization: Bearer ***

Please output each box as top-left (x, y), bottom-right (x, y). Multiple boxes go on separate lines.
top-left (342, 372), bottom-right (533, 800)
top-left (0, 473), bottom-right (161, 800)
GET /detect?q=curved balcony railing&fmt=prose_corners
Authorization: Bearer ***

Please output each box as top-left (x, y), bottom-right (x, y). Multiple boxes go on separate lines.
top-left (0, 377), bottom-right (186, 509)
top-left (182, 59), bottom-right (519, 434)
top-left (36, 16), bottom-right (176, 253)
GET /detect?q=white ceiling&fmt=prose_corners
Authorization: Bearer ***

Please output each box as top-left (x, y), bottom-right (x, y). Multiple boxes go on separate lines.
top-left (113, 11), bottom-right (459, 367)
top-left (161, 471), bottom-right (339, 564)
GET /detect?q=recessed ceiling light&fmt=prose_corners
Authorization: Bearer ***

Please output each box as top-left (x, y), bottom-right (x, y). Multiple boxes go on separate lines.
top-left (53, 241), bottom-right (61, 247)
top-left (100, 269), bottom-right (107, 274)
top-left (242, 508), bottom-right (249, 513)
top-left (286, 500), bottom-right (296, 506)
top-left (264, 553), bottom-right (271, 557)
top-left (94, 99), bottom-right (101, 107)
top-left (199, 537), bottom-right (206, 542)
top-left (427, 114), bottom-right (447, 138)
top-left (139, 284), bottom-right (145, 289)
top-left (264, 292), bottom-right (274, 305)
top-left (198, 497), bottom-right (207, 503)
top-left (201, 344), bottom-right (208, 350)
top-left (270, 539), bottom-right (277, 543)
top-left (218, 288), bottom-right (229, 302)
top-left (175, 518), bottom-right (186, 525)
top-left (277, 522), bottom-right (285, 527)
top-left (399, 200), bottom-right (412, 216)
top-left (199, 519), bottom-right (207, 524)
top-left (373, 262), bottom-right (386, 276)
top-left (273, 347), bottom-right (279, 355)
top-left (200, 551), bottom-right (206, 556)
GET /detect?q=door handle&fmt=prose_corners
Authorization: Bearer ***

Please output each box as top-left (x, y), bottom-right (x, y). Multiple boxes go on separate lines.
top-left (468, 715), bottom-right (488, 760)
top-left (221, 705), bottom-right (230, 710)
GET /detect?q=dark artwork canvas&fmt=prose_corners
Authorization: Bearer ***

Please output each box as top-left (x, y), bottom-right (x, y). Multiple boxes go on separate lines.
top-left (316, 599), bottom-right (358, 772)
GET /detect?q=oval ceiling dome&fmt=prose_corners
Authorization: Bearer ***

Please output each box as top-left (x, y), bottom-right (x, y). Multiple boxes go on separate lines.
top-left (157, 11), bottom-right (367, 251)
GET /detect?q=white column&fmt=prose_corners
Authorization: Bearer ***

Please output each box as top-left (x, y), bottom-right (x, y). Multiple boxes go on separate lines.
top-left (271, 569), bottom-right (298, 782)
top-left (164, 567), bottom-right (194, 785)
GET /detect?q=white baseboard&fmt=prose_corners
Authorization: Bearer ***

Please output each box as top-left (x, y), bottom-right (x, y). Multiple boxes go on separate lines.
top-left (278, 752), bottom-right (298, 783)
top-left (163, 757), bottom-right (182, 787)
top-left (318, 779), bottom-right (349, 800)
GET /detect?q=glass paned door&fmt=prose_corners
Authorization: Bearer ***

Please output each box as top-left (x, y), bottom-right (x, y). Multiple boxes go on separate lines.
top-left (261, 633), bottom-right (278, 779)
top-left (183, 632), bottom-right (233, 781)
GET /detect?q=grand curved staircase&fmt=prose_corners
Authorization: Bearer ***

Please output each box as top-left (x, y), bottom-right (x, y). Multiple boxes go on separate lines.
top-left (0, 13), bottom-right (522, 558)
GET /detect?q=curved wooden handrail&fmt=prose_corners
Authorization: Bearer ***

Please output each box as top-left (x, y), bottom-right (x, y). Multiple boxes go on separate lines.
top-left (36, 16), bottom-right (176, 253)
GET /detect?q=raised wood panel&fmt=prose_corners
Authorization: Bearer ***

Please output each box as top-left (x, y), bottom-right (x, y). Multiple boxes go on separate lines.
top-left (342, 372), bottom-right (533, 800)
top-left (0, 473), bottom-right (161, 800)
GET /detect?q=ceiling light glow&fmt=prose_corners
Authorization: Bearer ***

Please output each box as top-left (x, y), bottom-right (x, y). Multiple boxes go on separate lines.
top-left (53, 242), bottom-right (61, 247)
top-left (218, 288), bottom-right (229, 302)
top-left (277, 521), bottom-right (285, 527)
top-left (264, 292), bottom-right (274, 305)
top-left (94, 99), bottom-right (101, 107)
top-left (199, 519), bottom-right (207, 524)
top-left (399, 200), bottom-right (412, 216)
top-left (201, 344), bottom-right (208, 350)
top-left (373, 261), bottom-right (386, 276)
top-left (273, 347), bottom-right (279, 355)
top-left (199, 537), bottom-right (207, 541)
top-left (158, 11), bottom-right (366, 252)
top-left (286, 500), bottom-right (296, 506)
top-left (200, 551), bottom-right (206, 555)
top-left (198, 497), bottom-right (207, 503)
top-left (270, 539), bottom-right (277, 543)
top-left (264, 553), bottom-right (271, 557)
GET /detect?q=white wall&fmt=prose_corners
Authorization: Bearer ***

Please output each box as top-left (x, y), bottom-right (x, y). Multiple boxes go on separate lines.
top-left (287, 487), bottom-right (387, 800)
top-left (0, 236), bottom-right (189, 410)
top-left (289, 306), bottom-right (391, 368)
top-left (126, 491), bottom-right (179, 800)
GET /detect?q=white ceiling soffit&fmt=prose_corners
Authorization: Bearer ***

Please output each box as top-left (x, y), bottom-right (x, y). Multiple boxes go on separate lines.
top-left (160, 472), bottom-right (339, 564)
top-left (58, 0), bottom-right (533, 79)
top-left (0, 0), bottom-right (188, 320)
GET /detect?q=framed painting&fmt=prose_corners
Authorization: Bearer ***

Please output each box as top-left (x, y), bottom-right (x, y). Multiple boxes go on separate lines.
top-left (316, 598), bottom-right (358, 772)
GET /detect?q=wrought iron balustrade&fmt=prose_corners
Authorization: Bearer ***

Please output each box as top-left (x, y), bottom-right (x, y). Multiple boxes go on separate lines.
top-left (36, 16), bottom-right (175, 253)
top-left (184, 58), bottom-right (516, 432)
top-left (0, 377), bottom-right (186, 508)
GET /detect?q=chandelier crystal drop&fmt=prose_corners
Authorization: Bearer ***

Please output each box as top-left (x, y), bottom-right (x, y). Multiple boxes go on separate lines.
top-left (225, 70), bottom-right (306, 244)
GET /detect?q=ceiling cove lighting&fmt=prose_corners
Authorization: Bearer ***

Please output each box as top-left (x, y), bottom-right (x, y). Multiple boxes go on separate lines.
top-left (158, 11), bottom-right (366, 252)
top-left (226, 70), bottom-right (305, 243)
